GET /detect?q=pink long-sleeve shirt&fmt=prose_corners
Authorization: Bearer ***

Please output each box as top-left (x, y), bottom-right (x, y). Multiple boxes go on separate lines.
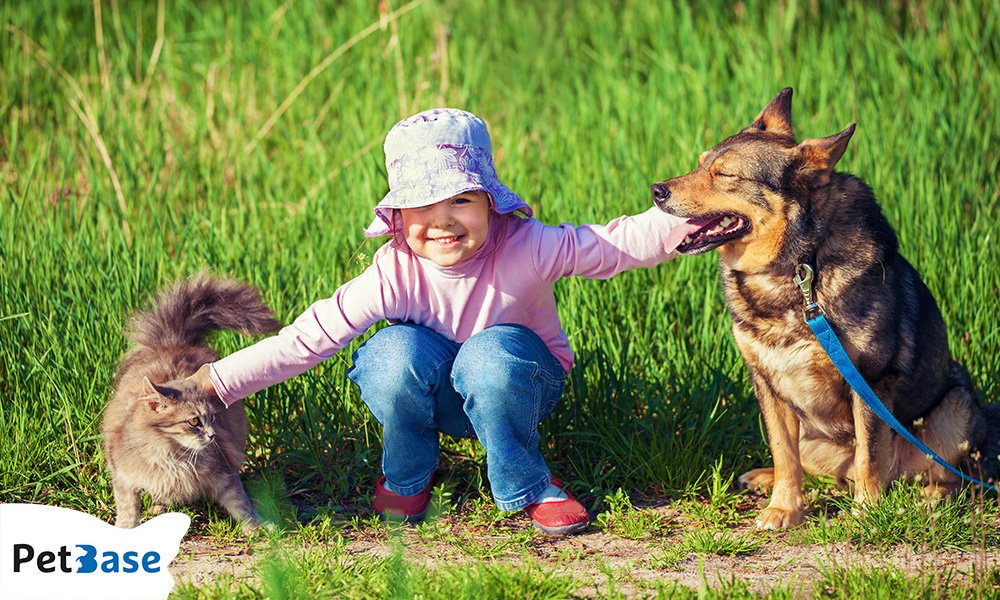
top-left (210, 207), bottom-right (699, 406)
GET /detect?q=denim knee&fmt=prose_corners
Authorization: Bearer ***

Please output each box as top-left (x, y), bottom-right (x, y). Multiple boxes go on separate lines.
top-left (452, 324), bottom-right (564, 417)
top-left (350, 323), bottom-right (435, 378)
top-left (348, 324), bottom-right (456, 421)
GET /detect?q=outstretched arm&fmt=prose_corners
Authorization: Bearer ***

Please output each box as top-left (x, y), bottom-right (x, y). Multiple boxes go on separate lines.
top-left (533, 207), bottom-right (702, 281)
top-left (203, 264), bottom-right (389, 406)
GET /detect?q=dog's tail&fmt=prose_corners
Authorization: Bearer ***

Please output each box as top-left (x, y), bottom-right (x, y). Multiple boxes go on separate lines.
top-left (129, 273), bottom-right (282, 351)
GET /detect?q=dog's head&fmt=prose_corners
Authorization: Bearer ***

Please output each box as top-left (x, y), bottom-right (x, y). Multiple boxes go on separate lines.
top-left (651, 88), bottom-right (855, 272)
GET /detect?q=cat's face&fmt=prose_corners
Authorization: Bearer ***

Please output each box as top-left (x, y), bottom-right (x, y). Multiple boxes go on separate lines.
top-left (141, 378), bottom-right (219, 450)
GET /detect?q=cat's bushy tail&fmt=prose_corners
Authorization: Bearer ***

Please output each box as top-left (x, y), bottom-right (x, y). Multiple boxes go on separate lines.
top-left (129, 273), bottom-right (282, 350)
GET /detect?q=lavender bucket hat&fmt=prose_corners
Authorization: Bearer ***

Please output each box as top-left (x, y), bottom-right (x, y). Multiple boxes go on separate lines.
top-left (364, 108), bottom-right (533, 237)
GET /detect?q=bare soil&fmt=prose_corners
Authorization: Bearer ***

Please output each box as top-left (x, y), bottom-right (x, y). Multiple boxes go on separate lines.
top-left (168, 501), bottom-right (1000, 597)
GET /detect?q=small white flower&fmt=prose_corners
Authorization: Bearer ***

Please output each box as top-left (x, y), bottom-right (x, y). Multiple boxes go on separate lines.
top-left (476, 152), bottom-right (497, 178)
top-left (396, 182), bottom-right (433, 206)
top-left (435, 168), bottom-right (475, 189)
top-left (424, 147), bottom-right (459, 171)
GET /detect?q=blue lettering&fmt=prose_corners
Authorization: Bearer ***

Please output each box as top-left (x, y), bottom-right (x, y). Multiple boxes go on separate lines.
top-left (101, 551), bottom-right (120, 573)
top-left (122, 551), bottom-right (139, 573)
top-left (76, 544), bottom-right (97, 574)
top-left (142, 552), bottom-right (160, 573)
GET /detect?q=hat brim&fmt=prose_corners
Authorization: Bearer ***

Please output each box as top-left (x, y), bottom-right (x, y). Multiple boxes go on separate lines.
top-left (364, 178), bottom-right (532, 237)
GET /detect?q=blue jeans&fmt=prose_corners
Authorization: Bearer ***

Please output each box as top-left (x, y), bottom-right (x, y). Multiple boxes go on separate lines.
top-left (347, 323), bottom-right (565, 511)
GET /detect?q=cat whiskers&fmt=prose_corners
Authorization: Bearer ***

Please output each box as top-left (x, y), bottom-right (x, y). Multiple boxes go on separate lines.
top-left (171, 444), bottom-right (203, 478)
top-left (211, 438), bottom-right (238, 472)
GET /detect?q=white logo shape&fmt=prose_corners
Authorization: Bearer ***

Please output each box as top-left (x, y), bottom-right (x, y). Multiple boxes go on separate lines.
top-left (0, 504), bottom-right (189, 600)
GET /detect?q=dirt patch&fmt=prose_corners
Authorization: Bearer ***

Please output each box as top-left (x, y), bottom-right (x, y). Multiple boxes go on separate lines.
top-left (168, 503), bottom-right (1000, 597)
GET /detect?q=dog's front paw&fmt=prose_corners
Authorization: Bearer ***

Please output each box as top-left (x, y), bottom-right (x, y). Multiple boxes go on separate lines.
top-left (921, 481), bottom-right (960, 501)
top-left (739, 468), bottom-right (775, 491)
top-left (753, 505), bottom-right (805, 530)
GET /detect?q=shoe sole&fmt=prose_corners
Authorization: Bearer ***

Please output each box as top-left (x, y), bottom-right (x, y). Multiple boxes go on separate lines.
top-left (531, 519), bottom-right (589, 536)
top-left (377, 508), bottom-right (428, 524)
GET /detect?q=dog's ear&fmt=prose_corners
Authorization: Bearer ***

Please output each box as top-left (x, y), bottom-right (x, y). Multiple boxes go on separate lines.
top-left (747, 88), bottom-right (794, 138)
top-left (795, 124), bottom-right (856, 189)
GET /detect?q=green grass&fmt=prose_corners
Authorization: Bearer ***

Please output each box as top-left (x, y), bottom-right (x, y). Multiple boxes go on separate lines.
top-left (596, 487), bottom-right (672, 540)
top-left (3, 0), bottom-right (1000, 596)
top-left (796, 483), bottom-right (1000, 550)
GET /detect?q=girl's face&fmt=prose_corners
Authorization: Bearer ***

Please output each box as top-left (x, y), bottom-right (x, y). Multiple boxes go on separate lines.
top-left (401, 190), bottom-right (491, 267)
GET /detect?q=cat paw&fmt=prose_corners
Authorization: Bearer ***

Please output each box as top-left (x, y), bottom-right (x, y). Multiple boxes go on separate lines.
top-left (239, 518), bottom-right (276, 535)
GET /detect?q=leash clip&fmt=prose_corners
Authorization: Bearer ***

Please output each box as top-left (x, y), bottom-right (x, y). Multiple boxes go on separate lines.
top-left (794, 263), bottom-right (825, 321)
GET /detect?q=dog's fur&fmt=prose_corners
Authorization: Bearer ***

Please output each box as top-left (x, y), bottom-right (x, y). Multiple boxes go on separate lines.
top-left (651, 88), bottom-right (999, 529)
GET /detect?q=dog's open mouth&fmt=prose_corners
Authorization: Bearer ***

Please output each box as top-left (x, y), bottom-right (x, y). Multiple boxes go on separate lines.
top-left (677, 214), bottom-right (750, 254)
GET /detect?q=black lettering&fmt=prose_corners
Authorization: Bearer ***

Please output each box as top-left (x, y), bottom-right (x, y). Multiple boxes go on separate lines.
top-left (13, 544), bottom-right (33, 573)
top-left (58, 545), bottom-right (72, 573)
top-left (37, 550), bottom-right (55, 573)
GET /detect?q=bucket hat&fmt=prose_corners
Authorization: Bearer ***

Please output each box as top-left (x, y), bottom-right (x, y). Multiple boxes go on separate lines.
top-left (364, 108), bottom-right (533, 237)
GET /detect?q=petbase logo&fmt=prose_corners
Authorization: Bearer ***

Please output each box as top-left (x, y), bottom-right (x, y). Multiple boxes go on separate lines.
top-left (0, 504), bottom-right (188, 600)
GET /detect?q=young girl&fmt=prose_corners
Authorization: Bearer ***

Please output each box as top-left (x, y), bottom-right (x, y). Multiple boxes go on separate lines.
top-left (195, 108), bottom-right (701, 535)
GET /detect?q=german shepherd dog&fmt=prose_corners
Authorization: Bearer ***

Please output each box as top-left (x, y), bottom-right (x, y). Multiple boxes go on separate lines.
top-left (651, 88), bottom-right (998, 529)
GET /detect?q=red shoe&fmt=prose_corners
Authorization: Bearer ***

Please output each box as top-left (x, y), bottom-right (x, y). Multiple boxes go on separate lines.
top-left (523, 477), bottom-right (590, 535)
top-left (373, 476), bottom-right (433, 522)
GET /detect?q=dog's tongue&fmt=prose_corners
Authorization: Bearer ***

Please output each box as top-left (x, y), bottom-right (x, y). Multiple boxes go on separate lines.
top-left (664, 217), bottom-right (716, 253)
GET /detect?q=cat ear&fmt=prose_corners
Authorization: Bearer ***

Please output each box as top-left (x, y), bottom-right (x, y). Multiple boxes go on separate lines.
top-left (185, 364), bottom-right (217, 396)
top-left (142, 377), bottom-right (168, 412)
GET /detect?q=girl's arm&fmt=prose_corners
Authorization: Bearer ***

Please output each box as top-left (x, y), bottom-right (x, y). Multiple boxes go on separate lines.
top-left (531, 206), bottom-right (701, 281)
top-left (208, 266), bottom-right (387, 406)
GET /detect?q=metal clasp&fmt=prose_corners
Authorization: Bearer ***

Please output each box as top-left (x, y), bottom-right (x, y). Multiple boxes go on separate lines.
top-left (794, 263), bottom-right (825, 321)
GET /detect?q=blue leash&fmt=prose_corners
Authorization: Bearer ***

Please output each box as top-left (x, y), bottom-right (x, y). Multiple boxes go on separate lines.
top-left (794, 263), bottom-right (997, 493)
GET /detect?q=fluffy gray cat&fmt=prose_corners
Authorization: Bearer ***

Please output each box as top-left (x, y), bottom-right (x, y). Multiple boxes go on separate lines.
top-left (102, 274), bottom-right (281, 533)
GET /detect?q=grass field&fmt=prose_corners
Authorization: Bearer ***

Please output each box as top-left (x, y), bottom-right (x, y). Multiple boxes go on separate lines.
top-left (2, 0), bottom-right (999, 597)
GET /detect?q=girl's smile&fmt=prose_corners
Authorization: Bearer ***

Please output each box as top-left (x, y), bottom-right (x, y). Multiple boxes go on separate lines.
top-left (401, 190), bottom-right (491, 267)
top-left (430, 234), bottom-right (461, 246)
